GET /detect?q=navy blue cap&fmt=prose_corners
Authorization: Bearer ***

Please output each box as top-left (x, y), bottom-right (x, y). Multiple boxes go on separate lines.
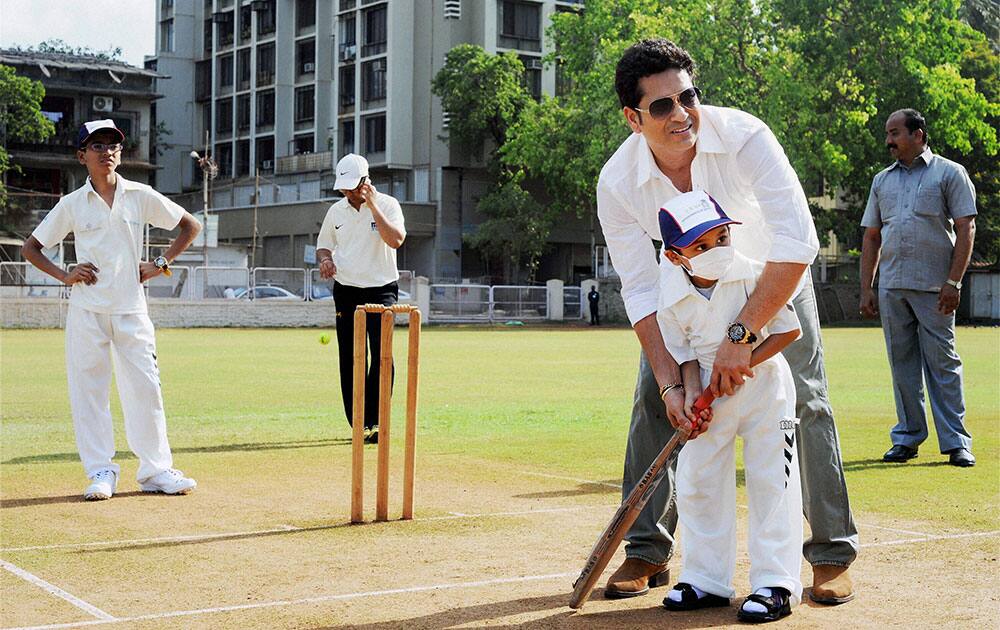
top-left (77, 119), bottom-right (125, 148)
top-left (658, 191), bottom-right (740, 249)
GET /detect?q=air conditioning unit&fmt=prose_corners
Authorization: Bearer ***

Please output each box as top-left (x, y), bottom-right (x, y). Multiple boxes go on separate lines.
top-left (92, 95), bottom-right (114, 112)
top-left (339, 44), bottom-right (356, 62)
top-left (525, 58), bottom-right (543, 70)
top-left (303, 62), bottom-right (315, 73)
top-left (261, 159), bottom-right (273, 170)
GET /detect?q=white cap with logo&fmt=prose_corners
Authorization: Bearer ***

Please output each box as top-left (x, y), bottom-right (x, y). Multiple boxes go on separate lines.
top-left (334, 153), bottom-right (369, 190)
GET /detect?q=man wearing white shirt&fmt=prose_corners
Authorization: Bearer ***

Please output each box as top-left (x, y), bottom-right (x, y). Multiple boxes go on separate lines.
top-left (21, 120), bottom-right (202, 500)
top-left (596, 40), bottom-right (857, 604)
top-left (317, 154), bottom-right (406, 443)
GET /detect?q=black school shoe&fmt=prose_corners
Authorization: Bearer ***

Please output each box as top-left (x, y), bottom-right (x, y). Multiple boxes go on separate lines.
top-left (883, 444), bottom-right (918, 462)
top-left (737, 587), bottom-right (792, 623)
top-left (662, 583), bottom-right (730, 611)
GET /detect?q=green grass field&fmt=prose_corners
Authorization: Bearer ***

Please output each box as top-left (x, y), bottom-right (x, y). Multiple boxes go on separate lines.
top-left (2, 325), bottom-right (997, 529)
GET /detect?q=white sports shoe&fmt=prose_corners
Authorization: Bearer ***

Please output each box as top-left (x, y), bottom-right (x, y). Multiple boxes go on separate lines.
top-left (84, 469), bottom-right (118, 501)
top-left (139, 469), bottom-right (197, 495)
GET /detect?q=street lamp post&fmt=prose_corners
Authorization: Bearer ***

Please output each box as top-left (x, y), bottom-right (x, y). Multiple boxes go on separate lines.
top-left (190, 135), bottom-right (218, 266)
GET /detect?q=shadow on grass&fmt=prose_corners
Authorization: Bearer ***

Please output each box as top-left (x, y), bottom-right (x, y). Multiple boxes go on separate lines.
top-left (1, 491), bottom-right (148, 508)
top-left (514, 480), bottom-right (621, 499)
top-left (315, 592), bottom-right (738, 629)
top-left (2, 438), bottom-right (351, 466)
top-left (842, 457), bottom-right (951, 471)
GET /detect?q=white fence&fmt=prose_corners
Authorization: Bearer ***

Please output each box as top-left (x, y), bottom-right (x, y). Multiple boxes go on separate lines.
top-left (1, 261), bottom-right (588, 323)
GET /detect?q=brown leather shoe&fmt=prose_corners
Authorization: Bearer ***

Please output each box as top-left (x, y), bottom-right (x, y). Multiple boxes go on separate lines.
top-left (810, 564), bottom-right (854, 604)
top-left (604, 558), bottom-right (670, 599)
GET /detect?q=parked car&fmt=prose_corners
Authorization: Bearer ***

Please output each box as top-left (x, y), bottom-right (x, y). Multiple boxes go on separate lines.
top-left (231, 285), bottom-right (302, 301)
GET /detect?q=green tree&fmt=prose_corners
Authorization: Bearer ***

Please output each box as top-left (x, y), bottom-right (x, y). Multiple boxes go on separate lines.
top-left (0, 64), bottom-right (55, 224)
top-left (432, 44), bottom-right (555, 281)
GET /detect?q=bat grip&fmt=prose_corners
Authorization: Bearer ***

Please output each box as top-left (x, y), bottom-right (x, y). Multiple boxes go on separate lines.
top-left (692, 389), bottom-right (715, 413)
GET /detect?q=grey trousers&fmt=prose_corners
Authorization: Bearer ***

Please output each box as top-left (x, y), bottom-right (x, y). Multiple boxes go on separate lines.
top-left (878, 288), bottom-right (971, 453)
top-left (622, 276), bottom-right (859, 567)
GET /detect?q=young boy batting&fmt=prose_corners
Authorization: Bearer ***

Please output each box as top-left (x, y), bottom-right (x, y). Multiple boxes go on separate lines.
top-left (655, 191), bottom-right (803, 623)
top-left (21, 120), bottom-right (202, 500)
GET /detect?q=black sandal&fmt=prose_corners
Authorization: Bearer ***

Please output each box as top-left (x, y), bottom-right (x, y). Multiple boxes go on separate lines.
top-left (663, 582), bottom-right (730, 611)
top-left (736, 587), bottom-right (792, 623)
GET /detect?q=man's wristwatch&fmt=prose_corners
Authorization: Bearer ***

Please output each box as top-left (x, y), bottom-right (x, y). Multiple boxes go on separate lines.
top-left (153, 255), bottom-right (172, 277)
top-left (945, 278), bottom-right (962, 290)
top-left (726, 322), bottom-right (757, 345)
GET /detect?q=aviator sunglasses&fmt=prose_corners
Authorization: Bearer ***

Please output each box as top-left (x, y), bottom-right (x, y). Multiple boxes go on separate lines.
top-left (632, 86), bottom-right (702, 120)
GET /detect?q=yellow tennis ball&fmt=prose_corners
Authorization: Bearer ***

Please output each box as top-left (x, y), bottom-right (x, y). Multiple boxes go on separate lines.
top-left (319, 333), bottom-right (330, 345)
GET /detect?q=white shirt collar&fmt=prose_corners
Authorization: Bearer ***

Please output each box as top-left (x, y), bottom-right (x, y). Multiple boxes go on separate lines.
top-left (634, 106), bottom-right (727, 189)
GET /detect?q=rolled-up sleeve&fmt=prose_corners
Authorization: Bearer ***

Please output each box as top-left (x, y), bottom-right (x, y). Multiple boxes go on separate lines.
top-left (860, 176), bottom-right (882, 228)
top-left (944, 164), bottom-right (977, 219)
top-left (597, 179), bottom-right (660, 325)
top-left (737, 129), bottom-right (819, 264)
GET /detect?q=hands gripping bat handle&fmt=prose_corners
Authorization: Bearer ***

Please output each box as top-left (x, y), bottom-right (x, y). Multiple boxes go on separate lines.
top-left (568, 387), bottom-right (714, 610)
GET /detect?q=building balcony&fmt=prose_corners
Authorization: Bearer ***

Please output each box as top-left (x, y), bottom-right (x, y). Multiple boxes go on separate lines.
top-left (275, 151), bottom-right (332, 175)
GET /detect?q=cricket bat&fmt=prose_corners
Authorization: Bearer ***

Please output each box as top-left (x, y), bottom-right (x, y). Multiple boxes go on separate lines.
top-left (568, 388), bottom-right (715, 610)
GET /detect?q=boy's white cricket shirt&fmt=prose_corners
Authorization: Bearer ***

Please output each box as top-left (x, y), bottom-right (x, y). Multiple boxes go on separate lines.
top-left (31, 176), bottom-right (187, 315)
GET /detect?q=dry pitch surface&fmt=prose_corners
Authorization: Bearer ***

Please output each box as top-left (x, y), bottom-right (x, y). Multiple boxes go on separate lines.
top-left (3, 446), bottom-right (997, 629)
top-left (1, 327), bottom-right (997, 628)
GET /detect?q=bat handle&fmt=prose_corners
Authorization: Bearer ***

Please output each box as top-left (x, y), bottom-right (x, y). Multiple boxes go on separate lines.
top-left (692, 389), bottom-right (715, 413)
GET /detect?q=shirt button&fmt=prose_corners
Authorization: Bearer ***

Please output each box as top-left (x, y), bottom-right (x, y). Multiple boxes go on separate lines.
top-left (685, 327), bottom-right (692, 333)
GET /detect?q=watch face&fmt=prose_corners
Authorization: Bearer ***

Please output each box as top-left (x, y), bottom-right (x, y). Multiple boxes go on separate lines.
top-left (728, 323), bottom-right (746, 342)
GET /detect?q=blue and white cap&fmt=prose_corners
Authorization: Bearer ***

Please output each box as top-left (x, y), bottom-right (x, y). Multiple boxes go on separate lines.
top-left (658, 190), bottom-right (740, 249)
top-left (77, 119), bottom-right (125, 148)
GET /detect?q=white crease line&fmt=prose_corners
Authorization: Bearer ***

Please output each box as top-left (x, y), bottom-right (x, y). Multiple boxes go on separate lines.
top-left (0, 558), bottom-right (116, 621)
top-left (861, 530), bottom-right (1000, 548)
top-left (5, 571), bottom-right (578, 630)
top-left (862, 523), bottom-right (935, 537)
top-left (1, 506), bottom-right (596, 553)
top-left (518, 471), bottom-right (621, 489)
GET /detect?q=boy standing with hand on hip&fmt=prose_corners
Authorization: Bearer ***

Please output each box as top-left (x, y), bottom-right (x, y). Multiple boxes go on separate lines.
top-left (21, 120), bottom-right (202, 500)
top-left (656, 191), bottom-right (804, 623)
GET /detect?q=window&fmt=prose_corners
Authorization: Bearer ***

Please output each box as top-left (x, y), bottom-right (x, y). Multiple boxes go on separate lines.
top-left (296, 0), bottom-right (316, 31)
top-left (256, 90), bottom-right (275, 127)
top-left (239, 5), bottom-right (253, 42)
top-left (237, 95), bottom-right (251, 132)
top-left (364, 115), bottom-right (385, 153)
top-left (218, 54), bottom-right (234, 89)
top-left (215, 142), bottom-right (233, 178)
top-left (339, 65), bottom-right (355, 107)
top-left (293, 133), bottom-right (314, 154)
top-left (295, 86), bottom-right (315, 123)
top-left (296, 39), bottom-right (316, 76)
top-left (498, 1), bottom-right (540, 52)
top-left (160, 20), bottom-right (175, 52)
top-left (237, 48), bottom-right (251, 89)
top-left (341, 120), bottom-right (355, 156)
top-left (520, 55), bottom-right (542, 101)
top-left (201, 104), bottom-right (211, 139)
top-left (216, 98), bottom-right (233, 134)
top-left (362, 58), bottom-right (386, 103)
top-left (256, 135), bottom-right (275, 169)
top-left (203, 19), bottom-right (213, 53)
top-left (339, 16), bottom-right (357, 61)
top-left (339, 0), bottom-right (356, 10)
top-left (256, 43), bottom-right (275, 85)
top-left (256, 1), bottom-right (276, 36)
top-left (236, 140), bottom-right (251, 176)
top-left (216, 11), bottom-right (234, 46)
top-left (195, 60), bottom-right (212, 100)
top-left (362, 6), bottom-right (387, 56)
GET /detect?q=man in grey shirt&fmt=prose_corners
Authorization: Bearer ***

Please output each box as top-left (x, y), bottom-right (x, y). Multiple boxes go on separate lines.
top-left (860, 108), bottom-right (976, 468)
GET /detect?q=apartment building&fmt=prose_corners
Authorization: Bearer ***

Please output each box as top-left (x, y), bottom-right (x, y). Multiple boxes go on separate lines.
top-left (151, 0), bottom-right (596, 281)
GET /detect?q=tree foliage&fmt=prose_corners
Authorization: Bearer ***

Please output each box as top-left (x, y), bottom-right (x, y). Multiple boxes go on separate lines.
top-left (432, 44), bottom-right (553, 281)
top-left (501, 0), bottom-right (998, 261)
top-left (0, 64), bottom-right (55, 214)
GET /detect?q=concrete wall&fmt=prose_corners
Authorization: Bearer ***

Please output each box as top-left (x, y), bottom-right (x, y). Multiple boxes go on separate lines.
top-left (2, 299), bottom-right (336, 329)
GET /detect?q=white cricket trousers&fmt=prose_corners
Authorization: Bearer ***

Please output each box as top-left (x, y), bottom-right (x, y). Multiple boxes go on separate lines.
top-left (676, 358), bottom-right (804, 604)
top-left (65, 306), bottom-right (173, 482)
